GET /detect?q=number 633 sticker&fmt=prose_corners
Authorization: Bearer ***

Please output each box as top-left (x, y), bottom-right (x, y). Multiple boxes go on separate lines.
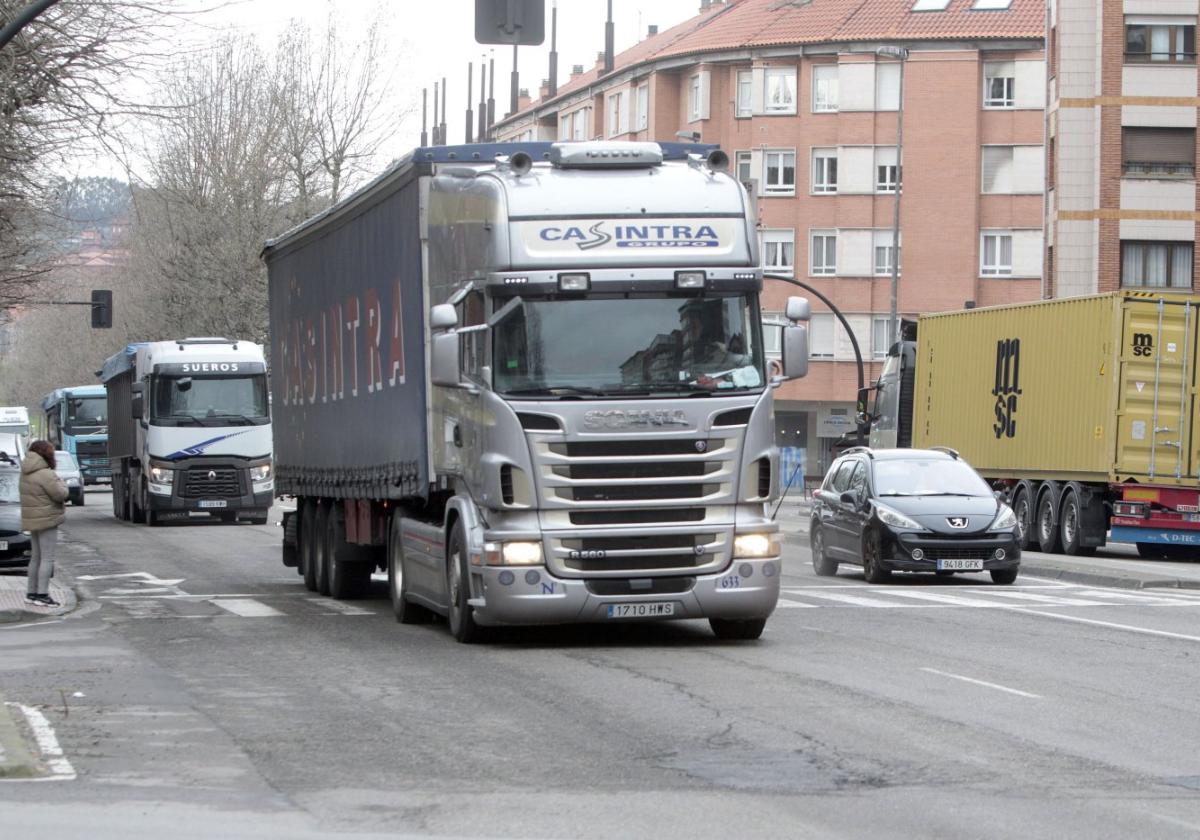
top-left (717, 574), bottom-right (742, 589)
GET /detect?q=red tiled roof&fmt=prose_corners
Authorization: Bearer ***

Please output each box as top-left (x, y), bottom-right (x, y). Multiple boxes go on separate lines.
top-left (502, 0), bottom-right (1042, 124)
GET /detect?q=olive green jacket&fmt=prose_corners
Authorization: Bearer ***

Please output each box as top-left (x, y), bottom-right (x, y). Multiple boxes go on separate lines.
top-left (19, 451), bottom-right (68, 532)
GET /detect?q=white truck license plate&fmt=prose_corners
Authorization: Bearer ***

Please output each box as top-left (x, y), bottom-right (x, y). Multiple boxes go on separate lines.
top-left (198, 500), bottom-right (228, 509)
top-left (0, 541), bottom-right (7, 551)
top-left (606, 602), bottom-right (675, 619)
top-left (937, 558), bottom-right (984, 571)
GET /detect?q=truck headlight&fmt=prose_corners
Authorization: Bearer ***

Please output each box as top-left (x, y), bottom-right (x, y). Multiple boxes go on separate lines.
top-left (990, 504), bottom-right (1017, 531)
top-left (733, 533), bottom-right (778, 558)
top-left (250, 464), bottom-right (272, 482)
top-left (148, 466), bottom-right (174, 484)
top-left (501, 541), bottom-right (543, 565)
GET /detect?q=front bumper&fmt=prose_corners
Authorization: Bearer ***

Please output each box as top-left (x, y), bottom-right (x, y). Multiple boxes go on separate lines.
top-left (0, 533), bottom-right (31, 567)
top-left (470, 555), bottom-right (781, 627)
top-left (884, 532), bottom-right (1021, 573)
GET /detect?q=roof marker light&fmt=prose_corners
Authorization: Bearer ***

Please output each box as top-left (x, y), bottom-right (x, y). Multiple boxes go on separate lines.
top-left (675, 271), bottom-right (705, 289)
top-left (558, 273), bottom-right (590, 291)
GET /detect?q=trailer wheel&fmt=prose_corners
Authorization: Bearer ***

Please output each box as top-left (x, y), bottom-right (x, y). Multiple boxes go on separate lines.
top-left (1035, 483), bottom-right (1061, 554)
top-left (327, 507), bottom-right (371, 600)
top-left (1059, 486), bottom-right (1096, 556)
top-left (388, 515), bottom-right (433, 624)
top-left (446, 523), bottom-right (482, 643)
top-left (301, 499), bottom-right (319, 592)
top-left (1012, 481), bottom-right (1037, 551)
top-left (313, 501), bottom-right (332, 596)
top-left (709, 617), bottom-right (767, 640)
top-left (131, 479), bottom-right (146, 524)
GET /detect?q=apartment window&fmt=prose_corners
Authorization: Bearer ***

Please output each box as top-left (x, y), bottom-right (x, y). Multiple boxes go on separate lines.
top-left (567, 109), bottom-right (587, 141)
top-left (608, 92), bottom-right (625, 137)
top-left (764, 150), bottom-right (796, 194)
top-left (1122, 127), bottom-right (1196, 178)
top-left (636, 84), bottom-right (649, 130)
top-left (983, 62), bottom-right (1015, 107)
top-left (812, 148), bottom-right (838, 194)
top-left (811, 230), bottom-right (837, 276)
top-left (735, 151), bottom-right (753, 183)
top-left (736, 70), bottom-right (753, 117)
top-left (761, 229), bottom-right (795, 276)
top-left (1125, 19), bottom-right (1196, 64)
top-left (765, 67), bottom-right (797, 114)
top-left (874, 231), bottom-right (901, 276)
top-left (875, 62), bottom-right (900, 111)
top-left (558, 114), bottom-right (570, 140)
top-left (1121, 241), bottom-right (1194, 288)
top-left (981, 232), bottom-right (1013, 276)
top-left (982, 146), bottom-right (1014, 193)
top-left (812, 64), bottom-right (838, 113)
top-left (809, 313), bottom-right (834, 358)
top-left (688, 74), bottom-right (703, 121)
top-left (875, 147), bottom-right (900, 192)
top-left (872, 317), bottom-right (892, 358)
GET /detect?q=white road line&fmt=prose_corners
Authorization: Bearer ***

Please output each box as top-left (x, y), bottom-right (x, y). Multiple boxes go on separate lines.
top-left (792, 590), bottom-right (909, 608)
top-left (970, 591), bottom-right (1114, 607)
top-left (1008, 608), bottom-right (1200, 643)
top-left (211, 599), bottom-right (284, 618)
top-left (306, 598), bottom-right (374, 616)
top-left (919, 667), bottom-right (1041, 699)
top-left (774, 598), bottom-right (819, 609)
top-left (7, 703), bottom-right (76, 781)
top-left (884, 590), bottom-right (1015, 608)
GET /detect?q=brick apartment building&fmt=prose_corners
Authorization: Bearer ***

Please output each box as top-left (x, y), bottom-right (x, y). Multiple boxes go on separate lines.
top-left (493, 0), bottom-right (1045, 476)
top-left (1047, 0), bottom-right (1200, 296)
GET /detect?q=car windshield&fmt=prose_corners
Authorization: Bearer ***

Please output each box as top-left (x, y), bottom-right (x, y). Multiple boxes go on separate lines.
top-left (873, 458), bottom-right (993, 497)
top-left (56, 452), bottom-right (78, 471)
top-left (152, 375), bottom-right (269, 425)
top-left (0, 470), bottom-right (18, 504)
top-left (493, 294), bottom-right (765, 397)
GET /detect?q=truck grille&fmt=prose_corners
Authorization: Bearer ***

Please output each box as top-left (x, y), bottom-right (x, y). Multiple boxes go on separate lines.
top-left (75, 441), bottom-right (110, 475)
top-left (183, 468), bottom-right (242, 498)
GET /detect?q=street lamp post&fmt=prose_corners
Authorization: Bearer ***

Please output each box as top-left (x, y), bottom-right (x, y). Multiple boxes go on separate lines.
top-left (876, 45), bottom-right (909, 347)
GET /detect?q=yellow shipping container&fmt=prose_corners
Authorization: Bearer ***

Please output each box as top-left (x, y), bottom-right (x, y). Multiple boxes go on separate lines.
top-left (912, 291), bottom-right (1200, 487)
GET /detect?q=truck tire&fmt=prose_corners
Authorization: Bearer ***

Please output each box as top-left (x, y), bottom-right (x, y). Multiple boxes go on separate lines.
top-left (1035, 483), bottom-right (1061, 554)
top-left (112, 474), bottom-right (124, 520)
top-left (327, 507), bottom-right (371, 600)
top-left (388, 515), bottom-right (433, 624)
top-left (709, 617), bottom-right (767, 640)
top-left (73, 490), bottom-right (85, 506)
top-left (314, 501), bottom-right (332, 596)
top-left (301, 499), bottom-right (319, 592)
top-left (1059, 486), bottom-right (1093, 556)
top-left (131, 479), bottom-right (146, 524)
top-left (810, 528), bottom-right (838, 576)
top-left (1012, 481), bottom-right (1037, 551)
top-left (446, 522), bottom-right (482, 643)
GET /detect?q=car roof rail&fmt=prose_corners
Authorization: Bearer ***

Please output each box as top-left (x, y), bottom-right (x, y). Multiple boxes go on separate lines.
top-left (841, 446), bottom-right (874, 458)
top-left (929, 446), bottom-right (960, 459)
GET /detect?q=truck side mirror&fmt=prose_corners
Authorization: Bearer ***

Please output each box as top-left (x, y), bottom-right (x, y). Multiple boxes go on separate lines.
top-left (431, 332), bottom-right (462, 387)
top-left (430, 304), bottom-right (458, 331)
top-left (781, 324), bottom-right (809, 380)
top-left (785, 296), bottom-right (811, 323)
top-left (131, 383), bottom-right (144, 420)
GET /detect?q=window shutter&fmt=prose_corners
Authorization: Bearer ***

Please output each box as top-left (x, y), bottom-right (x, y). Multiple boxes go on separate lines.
top-left (1123, 127), bottom-right (1195, 164)
top-left (698, 71), bottom-right (711, 120)
top-left (982, 146), bottom-right (1014, 193)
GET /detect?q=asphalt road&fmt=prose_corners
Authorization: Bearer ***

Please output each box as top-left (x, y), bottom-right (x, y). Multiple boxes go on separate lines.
top-left (2, 491), bottom-right (1200, 839)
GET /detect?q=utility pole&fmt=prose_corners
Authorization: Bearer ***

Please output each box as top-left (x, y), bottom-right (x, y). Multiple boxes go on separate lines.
top-left (548, 1), bottom-right (558, 96)
top-left (510, 43), bottom-right (519, 115)
top-left (432, 82), bottom-right (441, 144)
top-left (478, 57), bottom-right (488, 142)
top-left (604, 0), bottom-right (614, 74)
top-left (465, 62), bottom-right (474, 143)
top-left (420, 88), bottom-right (429, 146)
top-left (487, 51), bottom-right (496, 137)
top-left (876, 45), bottom-right (910, 347)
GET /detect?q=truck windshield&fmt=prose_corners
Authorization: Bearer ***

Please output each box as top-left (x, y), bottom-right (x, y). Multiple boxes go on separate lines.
top-left (66, 396), bottom-right (107, 431)
top-left (493, 294), bottom-right (764, 397)
top-left (152, 375), bottom-right (269, 425)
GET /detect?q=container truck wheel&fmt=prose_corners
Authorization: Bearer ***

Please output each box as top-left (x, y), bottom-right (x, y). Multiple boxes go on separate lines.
top-left (862, 531), bottom-right (891, 584)
top-left (313, 501), bottom-right (332, 596)
top-left (301, 499), bottom-right (319, 592)
top-left (388, 515), bottom-right (433, 624)
top-left (131, 479), bottom-right (146, 524)
top-left (446, 524), bottom-right (482, 643)
top-left (709, 617), bottom-right (767, 640)
top-left (810, 528), bottom-right (838, 576)
top-left (1058, 487), bottom-right (1094, 556)
top-left (1012, 481), bottom-right (1037, 551)
top-left (1035, 484), bottom-right (1061, 554)
top-left (327, 508), bottom-right (371, 600)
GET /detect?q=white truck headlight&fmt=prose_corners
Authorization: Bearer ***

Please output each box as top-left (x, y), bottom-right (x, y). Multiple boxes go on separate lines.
top-left (148, 466), bottom-right (174, 484)
top-left (733, 533), bottom-right (778, 558)
top-left (250, 464), bottom-right (272, 482)
top-left (501, 541), bottom-right (543, 565)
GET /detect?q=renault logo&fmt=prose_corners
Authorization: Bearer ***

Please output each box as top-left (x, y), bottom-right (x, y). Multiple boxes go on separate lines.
top-left (947, 517), bottom-right (968, 529)
top-left (207, 470), bottom-right (217, 481)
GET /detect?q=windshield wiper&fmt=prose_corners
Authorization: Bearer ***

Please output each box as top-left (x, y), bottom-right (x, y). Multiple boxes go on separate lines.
top-left (206, 413), bottom-right (257, 425)
top-left (165, 415), bottom-right (202, 426)
top-left (503, 386), bottom-right (608, 398)
top-left (911, 492), bottom-right (982, 497)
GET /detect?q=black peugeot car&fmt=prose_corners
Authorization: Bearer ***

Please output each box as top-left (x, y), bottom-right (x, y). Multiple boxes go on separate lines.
top-left (809, 447), bottom-right (1020, 584)
top-left (0, 464), bottom-right (30, 569)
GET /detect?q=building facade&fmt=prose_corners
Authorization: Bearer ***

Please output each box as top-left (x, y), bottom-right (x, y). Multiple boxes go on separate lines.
top-left (494, 0), bottom-right (1045, 479)
top-left (1047, 0), bottom-right (1200, 297)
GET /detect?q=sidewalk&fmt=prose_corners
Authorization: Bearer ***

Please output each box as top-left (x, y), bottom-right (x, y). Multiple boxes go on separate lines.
top-left (772, 496), bottom-right (1200, 590)
top-left (0, 572), bottom-right (76, 623)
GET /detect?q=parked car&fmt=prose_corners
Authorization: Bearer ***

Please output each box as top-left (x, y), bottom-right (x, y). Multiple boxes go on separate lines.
top-left (55, 450), bottom-right (84, 506)
top-left (809, 447), bottom-right (1021, 585)
top-left (0, 466), bottom-right (30, 568)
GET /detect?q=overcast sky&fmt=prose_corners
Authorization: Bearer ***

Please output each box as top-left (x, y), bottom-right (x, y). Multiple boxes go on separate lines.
top-left (205, 0), bottom-right (703, 149)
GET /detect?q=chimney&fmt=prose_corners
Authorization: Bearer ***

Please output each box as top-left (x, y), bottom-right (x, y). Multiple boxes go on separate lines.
top-left (700, 0), bottom-right (712, 10)
top-left (539, 79), bottom-right (550, 100)
top-left (572, 64), bottom-right (584, 78)
top-left (648, 24), bottom-right (658, 36)
top-left (518, 88), bottom-right (532, 111)
top-left (595, 51), bottom-right (605, 70)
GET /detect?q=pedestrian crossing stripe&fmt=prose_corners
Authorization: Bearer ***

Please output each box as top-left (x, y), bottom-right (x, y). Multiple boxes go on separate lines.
top-left (776, 585), bottom-right (1200, 610)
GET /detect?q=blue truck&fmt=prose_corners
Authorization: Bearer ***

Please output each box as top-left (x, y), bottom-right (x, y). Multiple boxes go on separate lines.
top-left (42, 385), bottom-right (110, 485)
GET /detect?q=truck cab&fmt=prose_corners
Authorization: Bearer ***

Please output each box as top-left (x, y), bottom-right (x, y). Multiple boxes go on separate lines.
top-left (41, 386), bottom-right (110, 485)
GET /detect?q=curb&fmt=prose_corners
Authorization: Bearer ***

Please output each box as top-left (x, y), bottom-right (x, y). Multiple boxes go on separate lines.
top-left (1017, 562), bottom-right (1200, 591)
top-left (0, 697), bottom-right (37, 779)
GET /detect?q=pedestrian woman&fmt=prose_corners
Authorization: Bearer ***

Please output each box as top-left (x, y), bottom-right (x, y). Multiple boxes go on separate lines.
top-left (19, 440), bottom-right (69, 607)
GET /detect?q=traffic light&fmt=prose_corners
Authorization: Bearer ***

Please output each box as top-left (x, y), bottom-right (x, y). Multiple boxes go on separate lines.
top-left (475, 0), bottom-right (544, 45)
top-left (90, 289), bottom-right (112, 329)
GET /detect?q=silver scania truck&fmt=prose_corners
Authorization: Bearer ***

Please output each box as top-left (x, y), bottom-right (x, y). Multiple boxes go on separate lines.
top-left (263, 141), bottom-right (809, 642)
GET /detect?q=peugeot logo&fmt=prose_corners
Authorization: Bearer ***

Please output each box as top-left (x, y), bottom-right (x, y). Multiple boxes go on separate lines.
top-left (947, 517), bottom-right (969, 529)
top-left (207, 470), bottom-right (217, 481)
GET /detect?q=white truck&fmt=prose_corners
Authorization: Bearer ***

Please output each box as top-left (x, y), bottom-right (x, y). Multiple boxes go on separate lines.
top-left (0, 406), bottom-right (29, 464)
top-left (262, 140), bottom-right (810, 642)
top-left (99, 339), bottom-right (274, 525)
